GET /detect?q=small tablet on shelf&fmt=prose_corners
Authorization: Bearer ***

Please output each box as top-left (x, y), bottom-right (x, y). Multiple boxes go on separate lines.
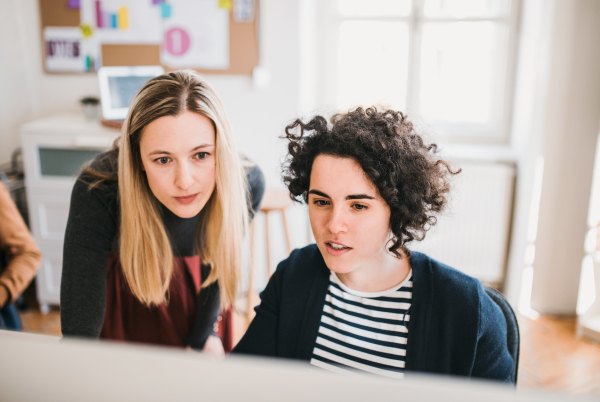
top-left (98, 66), bottom-right (164, 121)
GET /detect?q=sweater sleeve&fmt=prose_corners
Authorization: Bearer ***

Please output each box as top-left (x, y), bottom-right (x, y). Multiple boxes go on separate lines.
top-left (232, 257), bottom-right (286, 357)
top-left (0, 182), bottom-right (41, 306)
top-left (187, 264), bottom-right (221, 349)
top-left (188, 163), bottom-right (266, 349)
top-left (60, 178), bottom-right (117, 338)
top-left (471, 285), bottom-right (514, 382)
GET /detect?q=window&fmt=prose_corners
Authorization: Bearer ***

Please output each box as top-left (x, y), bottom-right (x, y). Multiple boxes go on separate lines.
top-left (318, 0), bottom-right (521, 144)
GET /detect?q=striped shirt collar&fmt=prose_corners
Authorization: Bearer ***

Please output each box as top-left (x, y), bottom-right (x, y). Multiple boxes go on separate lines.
top-left (330, 270), bottom-right (413, 299)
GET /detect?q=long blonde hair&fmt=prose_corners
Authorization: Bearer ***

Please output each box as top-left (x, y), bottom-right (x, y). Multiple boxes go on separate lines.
top-left (118, 70), bottom-right (249, 308)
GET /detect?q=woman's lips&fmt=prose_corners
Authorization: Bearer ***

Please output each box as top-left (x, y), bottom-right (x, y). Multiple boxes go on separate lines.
top-left (174, 194), bottom-right (198, 205)
top-left (325, 241), bottom-right (352, 257)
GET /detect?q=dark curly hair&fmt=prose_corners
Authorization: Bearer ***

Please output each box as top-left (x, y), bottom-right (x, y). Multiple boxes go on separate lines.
top-left (282, 107), bottom-right (460, 258)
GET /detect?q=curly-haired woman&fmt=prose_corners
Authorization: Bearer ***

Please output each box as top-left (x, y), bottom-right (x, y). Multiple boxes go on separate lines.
top-left (233, 107), bottom-right (513, 382)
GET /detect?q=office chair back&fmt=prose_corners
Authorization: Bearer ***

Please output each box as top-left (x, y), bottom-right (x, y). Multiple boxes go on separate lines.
top-left (484, 286), bottom-right (520, 385)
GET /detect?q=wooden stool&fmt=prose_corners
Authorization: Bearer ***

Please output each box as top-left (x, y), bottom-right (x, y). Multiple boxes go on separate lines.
top-left (246, 188), bottom-right (293, 321)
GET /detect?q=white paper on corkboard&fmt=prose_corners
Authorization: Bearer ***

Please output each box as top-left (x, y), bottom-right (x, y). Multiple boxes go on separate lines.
top-left (44, 27), bottom-right (84, 72)
top-left (160, 0), bottom-right (230, 70)
top-left (79, 0), bottom-right (162, 67)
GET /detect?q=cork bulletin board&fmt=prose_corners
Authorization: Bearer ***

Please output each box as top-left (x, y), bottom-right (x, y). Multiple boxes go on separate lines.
top-left (39, 0), bottom-right (259, 75)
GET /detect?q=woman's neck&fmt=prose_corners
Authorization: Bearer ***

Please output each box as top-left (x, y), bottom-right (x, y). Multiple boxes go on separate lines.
top-left (336, 248), bottom-right (411, 293)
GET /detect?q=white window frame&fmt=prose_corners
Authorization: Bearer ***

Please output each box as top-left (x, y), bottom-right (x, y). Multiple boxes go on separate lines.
top-left (316, 0), bottom-right (522, 145)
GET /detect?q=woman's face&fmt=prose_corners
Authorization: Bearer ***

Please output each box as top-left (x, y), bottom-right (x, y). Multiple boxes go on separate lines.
top-left (308, 154), bottom-right (392, 274)
top-left (139, 111), bottom-right (216, 219)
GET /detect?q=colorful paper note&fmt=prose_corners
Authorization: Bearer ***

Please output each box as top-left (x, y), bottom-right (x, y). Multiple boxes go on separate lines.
top-left (79, 24), bottom-right (93, 38)
top-left (118, 7), bottom-right (129, 28)
top-left (218, 0), bottom-right (233, 11)
top-left (161, 2), bottom-right (172, 18)
top-left (95, 0), bottom-right (103, 27)
top-left (68, 0), bottom-right (81, 9)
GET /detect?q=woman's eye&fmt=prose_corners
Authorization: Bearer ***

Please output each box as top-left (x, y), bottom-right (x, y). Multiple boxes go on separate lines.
top-left (195, 152), bottom-right (208, 159)
top-left (314, 199), bottom-right (329, 206)
top-left (353, 204), bottom-right (367, 210)
top-left (156, 157), bottom-right (170, 165)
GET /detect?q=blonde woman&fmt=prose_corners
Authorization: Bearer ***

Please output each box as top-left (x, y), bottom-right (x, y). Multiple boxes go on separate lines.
top-left (60, 70), bottom-right (264, 355)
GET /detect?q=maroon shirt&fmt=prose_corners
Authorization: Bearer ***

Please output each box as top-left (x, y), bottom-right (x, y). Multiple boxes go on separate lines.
top-left (100, 252), bottom-right (233, 351)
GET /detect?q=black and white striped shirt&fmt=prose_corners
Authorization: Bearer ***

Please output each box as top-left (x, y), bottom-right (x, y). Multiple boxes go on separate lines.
top-left (310, 271), bottom-right (413, 379)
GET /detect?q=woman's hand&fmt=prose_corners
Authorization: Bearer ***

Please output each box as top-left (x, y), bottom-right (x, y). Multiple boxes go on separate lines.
top-left (202, 334), bottom-right (225, 358)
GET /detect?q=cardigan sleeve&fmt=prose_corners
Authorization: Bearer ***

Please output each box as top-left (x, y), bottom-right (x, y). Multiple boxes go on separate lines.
top-left (471, 285), bottom-right (514, 382)
top-left (232, 257), bottom-right (287, 357)
top-left (187, 264), bottom-right (221, 350)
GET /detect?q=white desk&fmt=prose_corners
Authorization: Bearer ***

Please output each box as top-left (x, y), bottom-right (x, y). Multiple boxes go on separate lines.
top-left (21, 114), bottom-right (120, 312)
top-left (0, 330), bottom-right (579, 402)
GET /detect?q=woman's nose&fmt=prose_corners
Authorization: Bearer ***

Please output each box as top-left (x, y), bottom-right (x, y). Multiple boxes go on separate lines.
top-left (327, 207), bottom-right (348, 234)
top-left (174, 162), bottom-right (194, 190)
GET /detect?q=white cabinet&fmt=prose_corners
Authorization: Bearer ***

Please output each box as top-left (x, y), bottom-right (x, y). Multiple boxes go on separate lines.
top-left (21, 114), bottom-right (119, 312)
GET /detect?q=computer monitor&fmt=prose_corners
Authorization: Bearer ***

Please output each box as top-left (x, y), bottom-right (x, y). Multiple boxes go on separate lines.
top-left (98, 66), bottom-right (164, 120)
top-left (0, 330), bottom-right (572, 402)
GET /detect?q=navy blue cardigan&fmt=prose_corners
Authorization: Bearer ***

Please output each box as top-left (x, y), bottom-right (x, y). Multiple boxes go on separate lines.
top-left (233, 245), bottom-right (513, 382)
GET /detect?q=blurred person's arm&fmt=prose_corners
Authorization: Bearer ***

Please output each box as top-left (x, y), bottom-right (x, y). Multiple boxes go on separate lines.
top-left (0, 182), bottom-right (41, 307)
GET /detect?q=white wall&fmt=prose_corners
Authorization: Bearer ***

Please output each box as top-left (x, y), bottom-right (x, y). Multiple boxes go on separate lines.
top-left (504, 0), bottom-right (556, 308)
top-left (529, 0), bottom-right (600, 314)
top-left (0, 0), bottom-right (310, 292)
top-left (505, 0), bottom-right (600, 314)
top-left (0, 0), bottom-right (101, 165)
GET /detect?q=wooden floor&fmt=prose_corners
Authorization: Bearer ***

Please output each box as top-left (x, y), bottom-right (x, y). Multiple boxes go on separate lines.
top-left (517, 314), bottom-right (600, 397)
top-left (17, 300), bottom-right (600, 398)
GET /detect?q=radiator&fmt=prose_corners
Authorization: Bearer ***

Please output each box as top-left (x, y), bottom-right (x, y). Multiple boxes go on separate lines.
top-left (410, 161), bottom-right (516, 284)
